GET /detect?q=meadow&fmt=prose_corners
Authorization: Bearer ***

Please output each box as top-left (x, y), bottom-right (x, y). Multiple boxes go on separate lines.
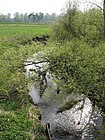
top-left (0, 23), bottom-right (50, 140)
top-left (0, 23), bottom-right (51, 37)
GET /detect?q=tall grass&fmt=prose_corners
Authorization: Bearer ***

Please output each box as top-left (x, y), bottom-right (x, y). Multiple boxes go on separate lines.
top-left (0, 23), bottom-right (49, 140)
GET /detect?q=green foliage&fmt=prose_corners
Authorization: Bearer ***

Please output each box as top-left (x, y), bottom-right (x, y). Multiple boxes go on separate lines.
top-left (0, 99), bottom-right (47, 140)
top-left (0, 36), bottom-right (45, 95)
top-left (48, 40), bottom-right (105, 112)
top-left (51, 2), bottom-right (103, 45)
top-left (51, 1), bottom-right (77, 41)
top-left (0, 100), bottom-right (21, 111)
top-left (0, 113), bottom-right (31, 140)
top-left (57, 97), bottom-right (79, 113)
top-left (0, 12), bottom-right (57, 23)
top-left (79, 9), bottom-right (103, 45)
top-left (0, 23), bottom-right (49, 140)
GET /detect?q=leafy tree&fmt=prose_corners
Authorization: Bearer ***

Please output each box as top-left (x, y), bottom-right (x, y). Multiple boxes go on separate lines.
top-left (49, 13), bottom-right (57, 21)
top-left (19, 13), bottom-right (24, 22)
top-left (85, 0), bottom-right (105, 39)
top-left (24, 13), bottom-right (29, 22)
top-left (51, 2), bottom-right (75, 40)
top-left (43, 13), bottom-right (50, 22)
top-left (51, 0), bottom-right (104, 45)
top-left (7, 13), bottom-right (11, 22)
top-left (14, 12), bottom-right (20, 22)
top-left (28, 12), bottom-right (44, 22)
top-left (28, 12), bottom-right (35, 22)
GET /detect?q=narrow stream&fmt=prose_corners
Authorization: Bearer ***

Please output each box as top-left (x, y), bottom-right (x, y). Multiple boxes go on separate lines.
top-left (25, 52), bottom-right (105, 140)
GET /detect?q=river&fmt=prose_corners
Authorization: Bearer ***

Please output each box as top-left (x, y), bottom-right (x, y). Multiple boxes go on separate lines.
top-left (25, 52), bottom-right (105, 140)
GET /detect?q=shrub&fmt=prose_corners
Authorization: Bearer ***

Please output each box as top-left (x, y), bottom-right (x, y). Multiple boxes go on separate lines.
top-left (51, 1), bottom-right (103, 46)
top-left (48, 40), bottom-right (105, 113)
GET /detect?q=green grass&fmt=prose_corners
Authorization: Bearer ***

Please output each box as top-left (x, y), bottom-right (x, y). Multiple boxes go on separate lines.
top-left (0, 23), bottom-right (50, 94)
top-left (0, 99), bottom-right (47, 140)
top-left (0, 23), bottom-right (50, 140)
top-left (0, 23), bottom-right (51, 54)
top-left (0, 23), bottom-right (51, 37)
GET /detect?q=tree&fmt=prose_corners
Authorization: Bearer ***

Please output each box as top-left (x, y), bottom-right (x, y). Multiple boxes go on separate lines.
top-left (7, 13), bottom-right (11, 22)
top-left (86, 0), bottom-right (105, 39)
top-left (14, 12), bottom-right (20, 22)
top-left (43, 13), bottom-right (50, 22)
top-left (50, 13), bottom-right (57, 21)
top-left (28, 13), bottom-right (35, 22)
top-left (103, 0), bottom-right (105, 38)
top-left (24, 13), bottom-right (29, 22)
top-left (51, 0), bottom-right (105, 124)
top-left (19, 13), bottom-right (24, 22)
top-left (38, 12), bottom-right (44, 22)
top-left (51, 0), bottom-right (79, 40)
top-left (62, 1), bottom-right (78, 37)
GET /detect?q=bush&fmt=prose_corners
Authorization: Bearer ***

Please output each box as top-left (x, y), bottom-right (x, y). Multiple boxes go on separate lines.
top-left (48, 40), bottom-right (105, 112)
top-left (51, 1), bottom-right (103, 46)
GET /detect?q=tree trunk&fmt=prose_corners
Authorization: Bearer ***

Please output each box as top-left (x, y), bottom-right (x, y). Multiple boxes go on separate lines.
top-left (103, 0), bottom-right (105, 39)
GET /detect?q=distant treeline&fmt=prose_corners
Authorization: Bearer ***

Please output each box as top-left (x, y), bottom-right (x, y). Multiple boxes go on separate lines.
top-left (0, 12), bottom-right (58, 23)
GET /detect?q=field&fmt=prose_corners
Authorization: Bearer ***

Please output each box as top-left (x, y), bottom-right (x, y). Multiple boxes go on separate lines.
top-left (0, 23), bottom-right (50, 140)
top-left (0, 23), bottom-right (51, 37)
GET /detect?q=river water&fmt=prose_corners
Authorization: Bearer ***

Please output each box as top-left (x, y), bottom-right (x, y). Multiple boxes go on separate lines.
top-left (25, 53), bottom-right (105, 140)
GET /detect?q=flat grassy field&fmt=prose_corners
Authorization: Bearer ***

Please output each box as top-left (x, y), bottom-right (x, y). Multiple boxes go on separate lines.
top-left (0, 23), bottom-right (51, 54)
top-left (0, 23), bottom-right (51, 37)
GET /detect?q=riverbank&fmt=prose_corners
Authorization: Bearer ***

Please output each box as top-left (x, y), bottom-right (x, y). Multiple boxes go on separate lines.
top-left (25, 49), bottom-right (104, 140)
top-left (0, 98), bottom-right (47, 140)
top-left (0, 23), bottom-right (50, 140)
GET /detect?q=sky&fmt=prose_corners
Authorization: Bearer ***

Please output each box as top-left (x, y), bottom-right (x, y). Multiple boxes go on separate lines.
top-left (0, 0), bottom-right (102, 15)
top-left (0, 0), bottom-right (67, 15)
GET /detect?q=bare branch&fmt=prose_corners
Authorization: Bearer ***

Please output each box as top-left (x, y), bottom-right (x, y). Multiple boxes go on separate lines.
top-left (86, 1), bottom-right (103, 11)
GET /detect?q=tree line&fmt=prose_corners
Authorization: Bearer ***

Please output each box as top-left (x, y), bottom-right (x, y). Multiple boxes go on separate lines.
top-left (0, 12), bottom-right (57, 23)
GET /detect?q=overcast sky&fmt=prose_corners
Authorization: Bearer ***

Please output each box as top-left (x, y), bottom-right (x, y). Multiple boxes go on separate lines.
top-left (0, 0), bottom-right (68, 15)
top-left (0, 0), bottom-right (103, 15)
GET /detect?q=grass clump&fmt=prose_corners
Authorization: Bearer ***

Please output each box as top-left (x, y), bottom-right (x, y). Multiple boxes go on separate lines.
top-left (57, 97), bottom-right (79, 114)
top-left (0, 99), bottom-right (47, 140)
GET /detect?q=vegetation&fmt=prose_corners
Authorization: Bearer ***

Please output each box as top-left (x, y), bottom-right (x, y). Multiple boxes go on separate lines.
top-left (0, 23), bottom-right (50, 140)
top-left (0, 12), bottom-right (57, 23)
top-left (49, 0), bottom-right (105, 114)
top-left (0, 24), bottom-right (50, 95)
top-left (0, 99), bottom-right (47, 140)
top-left (0, 23), bottom-right (51, 37)
top-left (51, 6), bottom-right (103, 45)
top-left (57, 97), bottom-right (79, 114)
top-left (1, 0), bottom-right (105, 139)
top-left (48, 40), bottom-right (105, 113)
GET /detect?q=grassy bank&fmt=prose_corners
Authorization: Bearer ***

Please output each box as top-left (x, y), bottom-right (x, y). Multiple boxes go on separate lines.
top-left (0, 23), bottom-right (50, 140)
top-left (0, 99), bottom-right (47, 140)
